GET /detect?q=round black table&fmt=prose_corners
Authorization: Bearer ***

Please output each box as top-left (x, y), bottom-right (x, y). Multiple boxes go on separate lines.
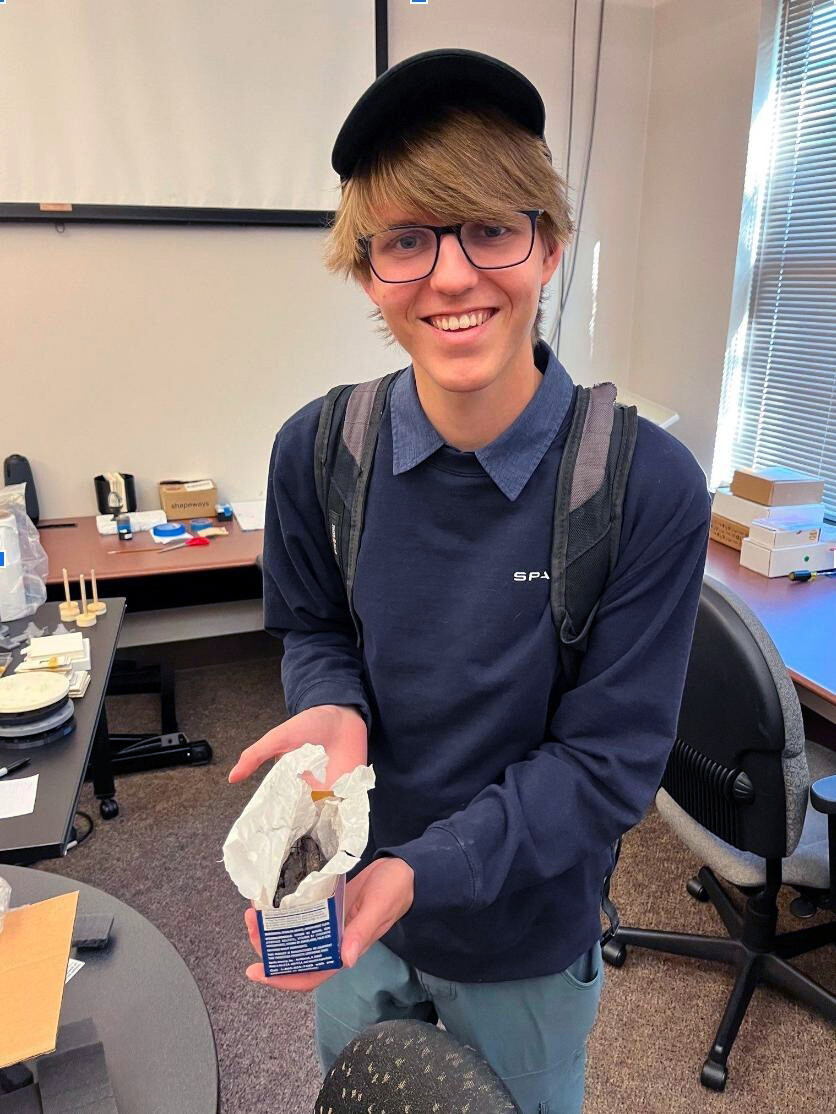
top-left (3, 865), bottom-right (218, 1113)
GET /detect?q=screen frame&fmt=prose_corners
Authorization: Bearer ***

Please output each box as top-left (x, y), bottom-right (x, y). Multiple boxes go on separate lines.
top-left (0, 0), bottom-right (388, 227)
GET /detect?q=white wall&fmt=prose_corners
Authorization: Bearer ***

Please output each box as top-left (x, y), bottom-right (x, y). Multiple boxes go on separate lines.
top-left (629, 0), bottom-right (762, 471)
top-left (1, 0), bottom-right (761, 517)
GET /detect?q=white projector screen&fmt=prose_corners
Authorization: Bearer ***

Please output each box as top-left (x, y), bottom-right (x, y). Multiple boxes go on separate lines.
top-left (0, 0), bottom-right (381, 218)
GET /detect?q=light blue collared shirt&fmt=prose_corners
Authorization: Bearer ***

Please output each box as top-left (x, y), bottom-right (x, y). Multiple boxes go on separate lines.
top-left (389, 339), bottom-right (576, 501)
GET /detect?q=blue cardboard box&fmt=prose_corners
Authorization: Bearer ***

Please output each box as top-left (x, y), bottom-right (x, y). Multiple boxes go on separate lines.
top-left (256, 874), bottom-right (345, 976)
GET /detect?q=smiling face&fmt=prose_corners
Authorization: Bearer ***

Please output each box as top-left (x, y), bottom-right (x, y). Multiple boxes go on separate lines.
top-left (359, 207), bottom-right (562, 399)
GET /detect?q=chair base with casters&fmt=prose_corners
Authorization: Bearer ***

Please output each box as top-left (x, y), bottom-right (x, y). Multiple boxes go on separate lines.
top-left (600, 570), bottom-right (836, 1094)
top-left (603, 856), bottom-right (836, 1092)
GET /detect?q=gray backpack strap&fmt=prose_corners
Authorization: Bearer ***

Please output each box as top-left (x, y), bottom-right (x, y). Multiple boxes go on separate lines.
top-left (549, 382), bottom-right (637, 947)
top-left (550, 382), bottom-right (638, 691)
top-left (314, 373), bottom-right (400, 645)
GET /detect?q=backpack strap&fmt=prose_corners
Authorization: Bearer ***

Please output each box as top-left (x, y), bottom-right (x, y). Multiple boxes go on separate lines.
top-left (316, 372), bottom-right (638, 947)
top-left (314, 372), bottom-right (400, 645)
top-left (550, 382), bottom-right (638, 691)
top-left (549, 382), bottom-right (637, 947)
top-left (600, 836), bottom-right (623, 945)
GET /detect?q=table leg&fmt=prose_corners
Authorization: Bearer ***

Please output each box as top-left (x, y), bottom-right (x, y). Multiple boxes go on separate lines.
top-left (91, 705), bottom-right (119, 820)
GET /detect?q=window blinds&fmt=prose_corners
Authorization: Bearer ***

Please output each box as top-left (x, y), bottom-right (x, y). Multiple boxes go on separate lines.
top-left (711, 0), bottom-right (836, 520)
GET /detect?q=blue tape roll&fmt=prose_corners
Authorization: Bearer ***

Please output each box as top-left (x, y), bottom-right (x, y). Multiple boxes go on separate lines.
top-left (153, 522), bottom-right (187, 539)
top-left (190, 518), bottom-right (212, 531)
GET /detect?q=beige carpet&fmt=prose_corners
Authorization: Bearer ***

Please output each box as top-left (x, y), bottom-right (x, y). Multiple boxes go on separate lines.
top-left (36, 656), bottom-right (835, 1113)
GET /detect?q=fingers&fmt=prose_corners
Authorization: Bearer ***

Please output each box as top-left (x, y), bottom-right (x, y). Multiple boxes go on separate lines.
top-left (228, 721), bottom-right (300, 783)
top-left (341, 898), bottom-right (391, 970)
top-left (339, 860), bottom-right (414, 969)
top-left (244, 907), bottom-right (262, 958)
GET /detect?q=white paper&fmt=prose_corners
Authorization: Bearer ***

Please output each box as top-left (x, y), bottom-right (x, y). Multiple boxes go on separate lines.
top-left (25, 632), bottom-right (83, 658)
top-left (222, 743), bottom-right (374, 911)
top-left (231, 500), bottom-right (266, 531)
top-left (19, 638), bottom-right (90, 672)
top-left (65, 957), bottom-right (84, 983)
top-left (95, 510), bottom-right (167, 535)
top-left (0, 773), bottom-right (38, 819)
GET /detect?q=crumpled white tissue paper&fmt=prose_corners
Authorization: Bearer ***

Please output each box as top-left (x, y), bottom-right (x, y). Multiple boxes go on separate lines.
top-left (223, 743), bottom-right (375, 912)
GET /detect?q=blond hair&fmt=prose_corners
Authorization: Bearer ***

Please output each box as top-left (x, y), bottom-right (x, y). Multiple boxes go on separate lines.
top-left (321, 105), bottom-right (574, 347)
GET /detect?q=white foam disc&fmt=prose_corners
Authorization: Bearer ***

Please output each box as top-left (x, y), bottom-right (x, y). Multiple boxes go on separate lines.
top-left (0, 672), bottom-right (72, 714)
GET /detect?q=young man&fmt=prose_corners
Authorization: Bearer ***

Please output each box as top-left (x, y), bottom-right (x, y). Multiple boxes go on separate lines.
top-left (230, 49), bottom-right (711, 1113)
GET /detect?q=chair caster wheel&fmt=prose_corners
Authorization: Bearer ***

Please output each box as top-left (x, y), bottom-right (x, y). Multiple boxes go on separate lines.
top-left (700, 1059), bottom-right (727, 1091)
top-left (687, 876), bottom-right (709, 902)
top-left (191, 742), bottom-right (212, 765)
top-left (601, 939), bottom-right (626, 967)
top-left (99, 798), bottom-right (119, 820)
top-left (789, 895), bottom-right (817, 919)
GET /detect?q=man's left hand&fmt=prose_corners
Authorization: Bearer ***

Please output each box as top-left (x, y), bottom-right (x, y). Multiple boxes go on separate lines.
top-left (244, 856), bottom-right (415, 992)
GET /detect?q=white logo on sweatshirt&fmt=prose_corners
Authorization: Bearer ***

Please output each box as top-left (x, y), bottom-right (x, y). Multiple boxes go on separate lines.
top-left (513, 571), bottom-right (551, 581)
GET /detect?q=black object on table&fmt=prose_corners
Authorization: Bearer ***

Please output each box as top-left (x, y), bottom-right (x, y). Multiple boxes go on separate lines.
top-left (0, 601), bottom-right (124, 865)
top-left (0, 865), bottom-right (218, 1114)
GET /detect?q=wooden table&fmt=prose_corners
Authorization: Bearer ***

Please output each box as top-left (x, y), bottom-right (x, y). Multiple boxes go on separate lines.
top-left (704, 539), bottom-right (835, 719)
top-left (38, 515), bottom-right (262, 582)
top-left (37, 516), bottom-right (264, 644)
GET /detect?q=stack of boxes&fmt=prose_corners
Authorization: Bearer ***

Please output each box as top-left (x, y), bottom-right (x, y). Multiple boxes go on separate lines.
top-left (711, 466), bottom-right (835, 577)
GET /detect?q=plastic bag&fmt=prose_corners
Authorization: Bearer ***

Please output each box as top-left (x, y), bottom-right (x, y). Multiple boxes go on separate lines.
top-left (222, 743), bottom-right (375, 912)
top-left (0, 483), bottom-right (48, 621)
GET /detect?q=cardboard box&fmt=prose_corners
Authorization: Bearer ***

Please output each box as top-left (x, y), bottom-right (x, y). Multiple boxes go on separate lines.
top-left (730, 466), bottom-right (824, 507)
top-left (748, 520), bottom-right (821, 550)
top-left (712, 489), bottom-right (826, 529)
top-left (158, 479), bottom-right (217, 520)
top-left (740, 528), bottom-right (836, 578)
top-left (0, 892), bottom-right (78, 1068)
top-left (709, 513), bottom-right (749, 551)
top-left (256, 874), bottom-right (344, 976)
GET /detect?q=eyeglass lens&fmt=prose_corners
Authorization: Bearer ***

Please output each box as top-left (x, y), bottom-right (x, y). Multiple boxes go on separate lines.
top-left (368, 214), bottom-right (535, 282)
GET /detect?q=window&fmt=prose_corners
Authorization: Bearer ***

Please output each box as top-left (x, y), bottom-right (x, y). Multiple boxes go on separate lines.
top-left (711, 0), bottom-right (836, 521)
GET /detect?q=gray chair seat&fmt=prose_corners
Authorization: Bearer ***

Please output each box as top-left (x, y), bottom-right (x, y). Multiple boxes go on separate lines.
top-left (656, 739), bottom-right (836, 891)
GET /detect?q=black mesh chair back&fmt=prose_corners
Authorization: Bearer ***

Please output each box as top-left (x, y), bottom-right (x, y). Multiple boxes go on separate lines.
top-left (663, 574), bottom-right (808, 860)
top-left (315, 1019), bottom-right (519, 1113)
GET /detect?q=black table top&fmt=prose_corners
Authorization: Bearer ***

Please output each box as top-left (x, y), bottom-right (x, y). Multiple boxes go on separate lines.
top-left (0, 600), bottom-right (125, 864)
top-left (3, 865), bottom-right (218, 1114)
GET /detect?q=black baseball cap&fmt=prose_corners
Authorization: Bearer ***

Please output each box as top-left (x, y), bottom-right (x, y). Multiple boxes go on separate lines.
top-left (331, 48), bottom-right (546, 183)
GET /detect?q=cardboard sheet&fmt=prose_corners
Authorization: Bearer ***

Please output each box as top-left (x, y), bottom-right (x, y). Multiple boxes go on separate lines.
top-left (0, 891), bottom-right (78, 1068)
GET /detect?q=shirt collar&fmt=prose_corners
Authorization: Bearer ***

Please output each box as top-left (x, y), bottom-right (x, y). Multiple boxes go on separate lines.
top-left (390, 340), bottom-right (575, 501)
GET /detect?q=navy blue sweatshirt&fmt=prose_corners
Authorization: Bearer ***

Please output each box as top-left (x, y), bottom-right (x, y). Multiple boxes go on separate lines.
top-left (262, 341), bottom-right (711, 983)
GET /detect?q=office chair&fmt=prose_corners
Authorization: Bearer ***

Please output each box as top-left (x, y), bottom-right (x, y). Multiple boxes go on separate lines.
top-left (602, 574), bottom-right (836, 1091)
top-left (315, 1019), bottom-right (520, 1113)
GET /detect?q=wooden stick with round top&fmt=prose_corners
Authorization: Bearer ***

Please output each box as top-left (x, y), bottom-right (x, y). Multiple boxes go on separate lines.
top-left (86, 569), bottom-right (107, 615)
top-left (59, 567), bottom-right (80, 622)
top-left (75, 573), bottom-right (97, 628)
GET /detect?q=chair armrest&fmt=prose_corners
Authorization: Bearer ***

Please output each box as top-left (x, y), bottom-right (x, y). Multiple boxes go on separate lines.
top-left (810, 774), bottom-right (836, 816)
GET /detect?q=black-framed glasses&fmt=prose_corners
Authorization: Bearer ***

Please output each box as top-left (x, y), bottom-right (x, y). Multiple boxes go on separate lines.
top-left (359, 209), bottom-right (544, 283)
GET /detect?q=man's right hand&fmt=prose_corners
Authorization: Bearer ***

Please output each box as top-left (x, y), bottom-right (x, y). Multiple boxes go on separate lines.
top-left (227, 704), bottom-right (368, 791)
